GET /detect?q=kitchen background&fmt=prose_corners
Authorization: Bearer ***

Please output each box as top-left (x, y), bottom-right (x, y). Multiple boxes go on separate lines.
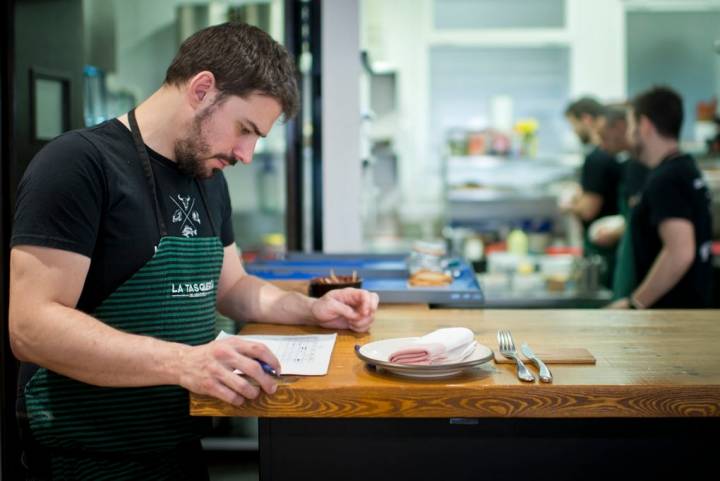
top-left (57, 0), bottom-right (720, 256)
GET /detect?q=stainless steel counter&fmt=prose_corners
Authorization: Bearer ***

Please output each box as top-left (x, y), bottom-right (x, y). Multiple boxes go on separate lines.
top-left (481, 287), bottom-right (613, 308)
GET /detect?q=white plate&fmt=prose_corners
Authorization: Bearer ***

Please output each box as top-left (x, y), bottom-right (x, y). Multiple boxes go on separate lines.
top-left (588, 215), bottom-right (625, 242)
top-left (355, 337), bottom-right (493, 378)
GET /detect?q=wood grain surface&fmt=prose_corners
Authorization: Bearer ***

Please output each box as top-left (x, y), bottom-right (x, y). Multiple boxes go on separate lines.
top-left (493, 347), bottom-right (596, 364)
top-left (191, 308), bottom-right (720, 418)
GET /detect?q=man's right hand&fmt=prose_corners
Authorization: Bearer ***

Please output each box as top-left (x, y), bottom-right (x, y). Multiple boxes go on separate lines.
top-left (557, 183), bottom-right (581, 212)
top-left (178, 337), bottom-right (280, 406)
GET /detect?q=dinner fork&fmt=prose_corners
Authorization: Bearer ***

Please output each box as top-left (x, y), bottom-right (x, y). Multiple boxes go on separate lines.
top-left (497, 329), bottom-right (535, 382)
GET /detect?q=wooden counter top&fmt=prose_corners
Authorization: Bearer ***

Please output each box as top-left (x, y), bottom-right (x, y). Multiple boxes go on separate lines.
top-left (191, 308), bottom-right (720, 418)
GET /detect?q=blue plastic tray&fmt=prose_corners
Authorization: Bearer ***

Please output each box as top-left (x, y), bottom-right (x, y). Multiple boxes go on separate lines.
top-left (246, 253), bottom-right (484, 307)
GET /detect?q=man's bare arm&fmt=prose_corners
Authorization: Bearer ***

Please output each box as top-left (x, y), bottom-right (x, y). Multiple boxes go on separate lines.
top-left (215, 244), bottom-right (316, 325)
top-left (632, 218), bottom-right (695, 307)
top-left (571, 192), bottom-right (603, 222)
top-left (216, 243), bottom-right (377, 332)
top-left (10, 245), bottom-right (278, 405)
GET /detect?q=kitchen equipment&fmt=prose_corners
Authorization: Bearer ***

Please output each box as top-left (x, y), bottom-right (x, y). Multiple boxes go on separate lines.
top-left (576, 255), bottom-right (604, 294)
top-left (520, 342), bottom-right (553, 383)
top-left (507, 228), bottom-right (528, 255)
top-left (442, 226), bottom-right (475, 258)
top-left (538, 254), bottom-right (575, 276)
top-left (496, 329), bottom-right (535, 382)
top-left (245, 253), bottom-right (484, 307)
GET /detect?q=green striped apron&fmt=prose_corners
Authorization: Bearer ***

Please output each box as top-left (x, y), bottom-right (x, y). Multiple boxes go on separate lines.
top-left (23, 109), bottom-right (224, 480)
top-left (612, 178), bottom-right (636, 300)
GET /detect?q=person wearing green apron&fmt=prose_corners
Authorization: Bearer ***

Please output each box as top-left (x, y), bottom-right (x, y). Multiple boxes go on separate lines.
top-left (611, 157), bottom-right (649, 299)
top-left (564, 97), bottom-right (623, 290)
top-left (10, 23), bottom-right (379, 480)
top-left (608, 86), bottom-right (713, 309)
top-left (585, 104), bottom-right (650, 300)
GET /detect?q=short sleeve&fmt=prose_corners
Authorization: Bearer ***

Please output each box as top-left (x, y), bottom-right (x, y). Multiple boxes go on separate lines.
top-left (11, 132), bottom-right (106, 257)
top-left (581, 149), bottom-right (618, 197)
top-left (646, 171), bottom-right (693, 225)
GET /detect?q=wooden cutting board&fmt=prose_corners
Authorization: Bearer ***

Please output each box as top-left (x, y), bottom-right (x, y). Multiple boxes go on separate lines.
top-left (493, 347), bottom-right (596, 364)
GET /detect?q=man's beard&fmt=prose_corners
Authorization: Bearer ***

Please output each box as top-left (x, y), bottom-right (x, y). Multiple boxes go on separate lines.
top-left (173, 106), bottom-right (236, 179)
top-left (630, 132), bottom-right (647, 165)
top-left (578, 130), bottom-right (591, 145)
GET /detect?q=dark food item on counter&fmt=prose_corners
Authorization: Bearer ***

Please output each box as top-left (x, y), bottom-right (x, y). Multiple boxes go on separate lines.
top-left (308, 270), bottom-right (362, 297)
top-left (408, 269), bottom-right (453, 287)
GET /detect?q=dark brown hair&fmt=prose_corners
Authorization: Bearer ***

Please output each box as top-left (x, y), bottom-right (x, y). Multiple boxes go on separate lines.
top-left (165, 22), bottom-right (299, 119)
top-left (601, 103), bottom-right (629, 127)
top-left (564, 96), bottom-right (605, 119)
top-left (631, 86), bottom-right (683, 140)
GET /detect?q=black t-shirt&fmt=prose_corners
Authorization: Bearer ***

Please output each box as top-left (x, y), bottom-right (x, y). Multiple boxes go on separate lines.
top-left (12, 118), bottom-right (235, 314)
top-left (631, 153), bottom-right (714, 308)
top-left (580, 146), bottom-right (622, 226)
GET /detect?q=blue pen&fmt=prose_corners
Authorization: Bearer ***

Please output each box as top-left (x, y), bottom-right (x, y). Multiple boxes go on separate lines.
top-left (256, 359), bottom-right (279, 377)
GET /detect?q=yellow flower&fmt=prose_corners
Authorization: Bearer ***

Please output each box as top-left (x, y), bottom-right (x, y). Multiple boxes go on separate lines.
top-left (514, 118), bottom-right (539, 135)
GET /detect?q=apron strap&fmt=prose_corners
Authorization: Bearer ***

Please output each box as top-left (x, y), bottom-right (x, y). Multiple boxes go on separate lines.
top-left (128, 109), bottom-right (220, 239)
top-left (195, 180), bottom-right (219, 237)
top-left (128, 109), bottom-right (168, 238)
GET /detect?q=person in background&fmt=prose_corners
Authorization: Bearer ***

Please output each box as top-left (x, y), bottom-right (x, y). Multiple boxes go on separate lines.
top-left (10, 22), bottom-right (378, 480)
top-left (592, 104), bottom-right (650, 301)
top-left (609, 86), bottom-right (713, 309)
top-left (563, 97), bottom-right (623, 289)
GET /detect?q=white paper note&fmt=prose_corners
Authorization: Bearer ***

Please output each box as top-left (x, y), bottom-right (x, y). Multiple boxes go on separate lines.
top-left (216, 331), bottom-right (337, 376)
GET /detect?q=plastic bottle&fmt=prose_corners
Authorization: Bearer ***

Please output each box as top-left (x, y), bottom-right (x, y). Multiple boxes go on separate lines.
top-left (507, 228), bottom-right (528, 256)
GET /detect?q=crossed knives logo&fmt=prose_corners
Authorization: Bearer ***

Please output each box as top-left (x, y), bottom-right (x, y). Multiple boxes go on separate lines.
top-left (170, 194), bottom-right (201, 237)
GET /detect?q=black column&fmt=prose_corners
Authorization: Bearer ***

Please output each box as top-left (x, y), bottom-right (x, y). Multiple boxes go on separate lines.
top-left (1, 0), bottom-right (21, 478)
top-left (308, 0), bottom-right (323, 252)
top-left (283, 0), bottom-right (304, 251)
top-left (284, 0), bottom-right (322, 252)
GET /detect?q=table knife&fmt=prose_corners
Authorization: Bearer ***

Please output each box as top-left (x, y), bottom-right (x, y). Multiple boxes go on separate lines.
top-left (520, 342), bottom-right (553, 383)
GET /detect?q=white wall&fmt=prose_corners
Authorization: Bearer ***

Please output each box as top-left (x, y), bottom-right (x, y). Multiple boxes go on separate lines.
top-left (567, 0), bottom-right (626, 101)
top-left (361, 0), bottom-right (436, 231)
top-left (322, 0), bottom-right (363, 251)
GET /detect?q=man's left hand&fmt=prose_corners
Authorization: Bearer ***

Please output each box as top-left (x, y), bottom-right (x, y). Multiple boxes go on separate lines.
top-left (311, 288), bottom-right (379, 332)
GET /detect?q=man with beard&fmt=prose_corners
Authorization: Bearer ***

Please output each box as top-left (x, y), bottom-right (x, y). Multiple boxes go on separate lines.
top-left (609, 86), bottom-right (713, 309)
top-left (564, 97), bottom-right (623, 289)
top-left (10, 23), bottom-right (379, 480)
top-left (591, 104), bottom-right (649, 300)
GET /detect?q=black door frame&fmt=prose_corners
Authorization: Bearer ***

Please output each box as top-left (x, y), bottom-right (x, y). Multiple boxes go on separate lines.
top-left (284, 0), bottom-right (323, 252)
top-left (1, 0), bottom-right (20, 478)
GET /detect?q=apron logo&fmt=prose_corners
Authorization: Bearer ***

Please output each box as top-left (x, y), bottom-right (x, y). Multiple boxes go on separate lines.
top-left (171, 280), bottom-right (215, 298)
top-left (169, 194), bottom-right (201, 238)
